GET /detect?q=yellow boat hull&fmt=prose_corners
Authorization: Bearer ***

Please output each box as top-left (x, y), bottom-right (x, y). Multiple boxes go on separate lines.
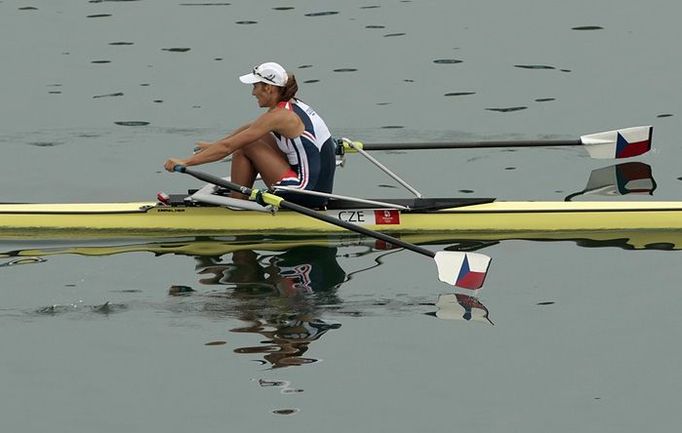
top-left (1, 200), bottom-right (682, 239)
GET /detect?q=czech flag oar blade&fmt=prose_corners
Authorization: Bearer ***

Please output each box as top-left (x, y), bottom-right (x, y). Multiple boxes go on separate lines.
top-left (581, 125), bottom-right (652, 159)
top-left (434, 251), bottom-right (491, 289)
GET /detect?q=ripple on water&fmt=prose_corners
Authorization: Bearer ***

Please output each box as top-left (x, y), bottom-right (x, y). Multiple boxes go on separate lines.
top-left (162, 48), bottom-right (191, 52)
top-left (514, 64), bottom-right (555, 70)
top-left (304, 11), bottom-right (339, 17)
top-left (572, 25), bottom-right (603, 30)
top-left (114, 121), bottom-right (150, 126)
top-left (180, 3), bottom-right (232, 5)
top-left (109, 41), bottom-right (134, 46)
top-left (272, 6), bottom-right (294, 11)
top-left (28, 141), bottom-right (63, 147)
top-left (384, 32), bottom-right (406, 37)
top-left (282, 388), bottom-right (304, 394)
top-left (34, 302), bottom-right (127, 316)
top-left (87, 14), bottom-right (112, 18)
top-left (657, 113), bottom-right (674, 118)
top-left (535, 97), bottom-right (556, 102)
top-left (485, 106), bottom-right (528, 113)
top-left (93, 92), bottom-right (124, 98)
top-left (333, 68), bottom-right (357, 72)
top-left (444, 92), bottom-right (476, 97)
top-left (434, 59), bottom-right (463, 64)
top-left (272, 409), bottom-right (299, 416)
top-left (258, 379), bottom-right (289, 387)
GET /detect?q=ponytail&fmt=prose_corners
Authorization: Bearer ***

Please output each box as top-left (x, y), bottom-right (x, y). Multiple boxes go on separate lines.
top-left (279, 74), bottom-right (298, 102)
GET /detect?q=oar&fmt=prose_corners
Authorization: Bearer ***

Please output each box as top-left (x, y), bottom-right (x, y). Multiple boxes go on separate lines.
top-left (341, 125), bottom-right (652, 159)
top-left (173, 166), bottom-right (492, 289)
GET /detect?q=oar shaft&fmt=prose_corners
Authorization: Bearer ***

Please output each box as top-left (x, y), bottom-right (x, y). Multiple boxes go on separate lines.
top-left (179, 167), bottom-right (436, 258)
top-left (362, 139), bottom-right (582, 151)
top-left (280, 198), bottom-right (436, 258)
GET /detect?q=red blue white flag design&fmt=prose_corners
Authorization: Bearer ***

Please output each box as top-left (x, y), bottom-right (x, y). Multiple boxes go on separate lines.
top-left (582, 126), bottom-right (652, 159)
top-left (434, 251), bottom-right (491, 289)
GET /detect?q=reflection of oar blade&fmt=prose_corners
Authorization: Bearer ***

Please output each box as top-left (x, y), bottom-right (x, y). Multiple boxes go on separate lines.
top-left (175, 167), bottom-right (492, 289)
top-left (566, 162), bottom-right (656, 200)
top-left (344, 126), bottom-right (652, 159)
top-left (432, 293), bottom-right (493, 324)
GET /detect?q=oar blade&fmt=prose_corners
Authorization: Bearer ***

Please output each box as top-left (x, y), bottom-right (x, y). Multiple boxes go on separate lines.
top-left (434, 251), bottom-right (491, 289)
top-left (581, 126), bottom-right (652, 159)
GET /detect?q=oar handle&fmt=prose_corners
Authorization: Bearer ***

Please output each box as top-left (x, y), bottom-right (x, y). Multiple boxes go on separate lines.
top-left (178, 166), bottom-right (259, 200)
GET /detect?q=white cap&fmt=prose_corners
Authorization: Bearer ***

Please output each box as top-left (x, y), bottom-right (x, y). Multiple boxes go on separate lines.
top-left (239, 62), bottom-right (288, 87)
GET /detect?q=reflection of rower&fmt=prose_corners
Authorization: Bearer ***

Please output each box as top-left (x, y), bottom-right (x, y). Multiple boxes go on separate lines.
top-left (233, 314), bottom-right (341, 368)
top-left (195, 244), bottom-right (346, 296)
top-left (194, 243), bottom-right (346, 368)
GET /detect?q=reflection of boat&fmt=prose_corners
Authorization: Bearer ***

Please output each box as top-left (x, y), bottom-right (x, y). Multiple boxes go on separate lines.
top-left (2, 229), bottom-right (682, 263)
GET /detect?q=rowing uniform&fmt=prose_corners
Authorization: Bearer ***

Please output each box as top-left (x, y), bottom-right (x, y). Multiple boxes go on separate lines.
top-left (272, 99), bottom-right (336, 208)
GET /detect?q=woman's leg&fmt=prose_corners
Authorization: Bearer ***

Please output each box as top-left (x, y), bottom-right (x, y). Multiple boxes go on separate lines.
top-left (229, 135), bottom-right (291, 199)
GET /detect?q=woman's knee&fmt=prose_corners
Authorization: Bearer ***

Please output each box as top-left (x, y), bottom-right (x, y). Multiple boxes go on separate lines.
top-left (232, 147), bottom-right (249, 161)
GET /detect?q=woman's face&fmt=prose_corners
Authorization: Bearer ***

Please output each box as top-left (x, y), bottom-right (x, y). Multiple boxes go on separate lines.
top-left (251, 82), bottom-right (278, 108)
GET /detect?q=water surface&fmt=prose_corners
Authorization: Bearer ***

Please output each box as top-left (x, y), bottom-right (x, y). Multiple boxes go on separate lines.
top-left (1, 1), bottom-right (682, 432)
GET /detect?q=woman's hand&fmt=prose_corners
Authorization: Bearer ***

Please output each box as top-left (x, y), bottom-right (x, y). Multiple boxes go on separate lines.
top-left (164, 158), bottom-right (186, 172)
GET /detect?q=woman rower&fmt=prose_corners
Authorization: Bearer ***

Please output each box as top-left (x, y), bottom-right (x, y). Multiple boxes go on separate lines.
top-left (164, 61), bottom-right (336, 209)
